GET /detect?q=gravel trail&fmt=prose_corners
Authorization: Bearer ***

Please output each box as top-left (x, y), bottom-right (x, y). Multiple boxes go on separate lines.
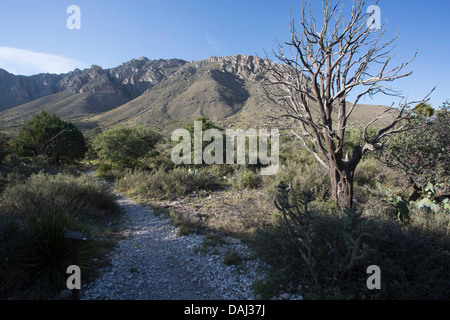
top-left (82, 194), bottom-right (264, 300)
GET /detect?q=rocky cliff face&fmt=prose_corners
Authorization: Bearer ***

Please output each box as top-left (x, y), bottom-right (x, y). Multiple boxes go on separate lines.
top-left (210, 55), bottom-right (268, 82)
top-left (0, 55), bottom-right (278, 134)
top-left (0, 57), bottom-right (187, 112)
top-left (0, 55), bottom-right (271, 113)
top-left (0, 69), bottom-right (63, 110)
top-left (84, 55), bottom-right (277, 133)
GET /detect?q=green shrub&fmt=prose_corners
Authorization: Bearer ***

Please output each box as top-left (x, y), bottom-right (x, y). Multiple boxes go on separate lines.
top-left (94, 162), bottom-right (125, 181)
top-left (0, 172), bottom-right (120, 218)
top-left (93, 125), bottom-right (161, 169)
top-left (0, 155), bottom-right (82, 191)
top-left (408, 203), bottom-right (450, 237)
top-left (0, 132), bottom-right (11, 165)
top-left (230, 167), bottom-right (261, 190)
top-left (177, 225), bottom-right (190, 237)
top-left (0, 171), bottom-right (122, 298)
top-left (205, 164), bottom-right (235, 180)
top-left (140, 154), bottom-right (175, 171)
top-left (252, 276), bottom-right (280, 300)
top-left (263, 160), bottom-right (330, 201)
top-left (363, 216), bottom-right (450, 299)
top-left (96, 162), bottom-right (113, 174)
top-left (250, 222), bottom-right (304, 298)
top-left (354, 159), bottom-right (384, 188)
top-left (116, 167), bottom-right (222, 200)
top-left (0, 206), bottom-right (103, 298)
top-left (380, 104), bottom-right (450, 195)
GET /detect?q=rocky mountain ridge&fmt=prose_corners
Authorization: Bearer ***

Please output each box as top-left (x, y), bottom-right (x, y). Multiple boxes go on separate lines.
top-left (0, 57), bottom-right (187, 112)
top-left (0, 54), bottom-right (390, 135)
top-left (0, 55), bottom-right (278, 133)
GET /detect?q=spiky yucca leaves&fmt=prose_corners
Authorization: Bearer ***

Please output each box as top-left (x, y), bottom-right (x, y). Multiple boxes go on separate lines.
top-left (22, 207), bottom-right (97, 290)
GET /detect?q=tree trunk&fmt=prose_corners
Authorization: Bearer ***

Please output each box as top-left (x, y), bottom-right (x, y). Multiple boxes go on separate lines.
top-left (330, 164), bottom-right (354, 209)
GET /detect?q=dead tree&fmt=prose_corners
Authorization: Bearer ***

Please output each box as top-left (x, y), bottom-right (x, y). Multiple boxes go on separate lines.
top-left (266, 0), bottom-right (432, 209)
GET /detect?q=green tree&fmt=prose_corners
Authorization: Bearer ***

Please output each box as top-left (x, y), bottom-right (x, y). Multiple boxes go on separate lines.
top-left (183, 117), bottom-right (225, 165)
top-left (93, 125), bottom-right (161, 168)
top-left (381, 101), bottom-right (449, 201)
top-left (14, 111), bottom-right (87, 164)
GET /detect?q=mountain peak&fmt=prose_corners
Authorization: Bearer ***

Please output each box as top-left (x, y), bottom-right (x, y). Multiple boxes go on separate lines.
top-left (0, 54), bottom-right (271, 132)
top-left (89, 65), bottom-right (103, 70)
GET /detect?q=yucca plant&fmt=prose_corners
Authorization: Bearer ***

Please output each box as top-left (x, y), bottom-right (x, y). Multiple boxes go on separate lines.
top-left (0, 216), bottom-right (26, 297)
top-left (21, 207), bottom-right (97, 289)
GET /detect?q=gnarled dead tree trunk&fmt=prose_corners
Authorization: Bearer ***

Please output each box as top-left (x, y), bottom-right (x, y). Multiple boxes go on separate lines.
top-left (266, 0), bottom-right (433, 208)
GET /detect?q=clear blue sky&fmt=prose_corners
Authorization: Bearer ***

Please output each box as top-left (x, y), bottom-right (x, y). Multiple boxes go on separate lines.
top-left (0, 0), bottom-right (448, 107)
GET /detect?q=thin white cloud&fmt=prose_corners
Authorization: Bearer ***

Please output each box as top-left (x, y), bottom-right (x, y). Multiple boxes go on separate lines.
top-left (0, 46), bottom-right (87, 75)
top-left (206, 35), bottom-right (220, 51)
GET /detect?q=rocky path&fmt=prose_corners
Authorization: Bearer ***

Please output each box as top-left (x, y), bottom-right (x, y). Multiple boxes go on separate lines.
top-left (81, 194), bottom-right (264, 300)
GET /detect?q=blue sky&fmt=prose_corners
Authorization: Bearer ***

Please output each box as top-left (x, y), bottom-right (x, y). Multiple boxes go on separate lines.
top-left (0, 0), bottom-right (448, 107)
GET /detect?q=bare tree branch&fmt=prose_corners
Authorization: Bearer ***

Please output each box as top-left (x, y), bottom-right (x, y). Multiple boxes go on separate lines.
top-left (264, 0), bottom-right (433, 208)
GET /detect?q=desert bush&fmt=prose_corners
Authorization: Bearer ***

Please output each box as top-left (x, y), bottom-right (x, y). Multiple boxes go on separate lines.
top-left (407, 202), bottom-right (450, 237)
top-left (354, 158), bottom-right (385, 188)
top-left (116, 167), bottom-right (223, 200)
top-left (139, 153), bottom-right (175, 172)
top-left (274, 182), bottom-right (369, 288)
top-left (0, 155), bottom-right (82, 191)
top-left (263, 160), bottom-right (331, 201)
top-left (380, 103), bottom-right (450, 200)
top-left (223, 250), bottom-right (242, 266)
top-left (0, 132), bottom-right (11, 165)
top-left (93, 162), bottom-right (127, 181)
top-left (0, 172), bottom-right (120, 218)
top-left (0, 171), bottom-right (122, 298)
top-left (206, 164), bottom-right (235, 179)
top-left (253, 182), bottom-right (450, 299)
top-left (278, 137), bottom-right (316, 165)
top-left (0, 154), bottom-right (87, 212)
top-left (96, 162), bottom-right (113, 174)
top-left (362, 214), bottom-right (450, 300)
top-left (230, 167), bottom-right (261, 190)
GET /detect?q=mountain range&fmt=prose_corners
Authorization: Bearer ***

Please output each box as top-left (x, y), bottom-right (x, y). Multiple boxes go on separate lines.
top-left (0, 54), bottom-right (391, 135)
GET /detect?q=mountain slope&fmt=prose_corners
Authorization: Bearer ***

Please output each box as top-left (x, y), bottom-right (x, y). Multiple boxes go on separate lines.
top-left (0, 54), bottom-right (393, 136)
top-left (90, 55), bottom-right (392, 135)
top-left (0, 91), bottom-right (132, 132)
top-left (0, 57), bottom-right (187, 133)
top-left (88, 55), bottom-right (281, 134)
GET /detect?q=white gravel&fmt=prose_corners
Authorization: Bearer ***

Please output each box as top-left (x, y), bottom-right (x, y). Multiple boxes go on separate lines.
top-left (81, 195), bottom-right (266, 300)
